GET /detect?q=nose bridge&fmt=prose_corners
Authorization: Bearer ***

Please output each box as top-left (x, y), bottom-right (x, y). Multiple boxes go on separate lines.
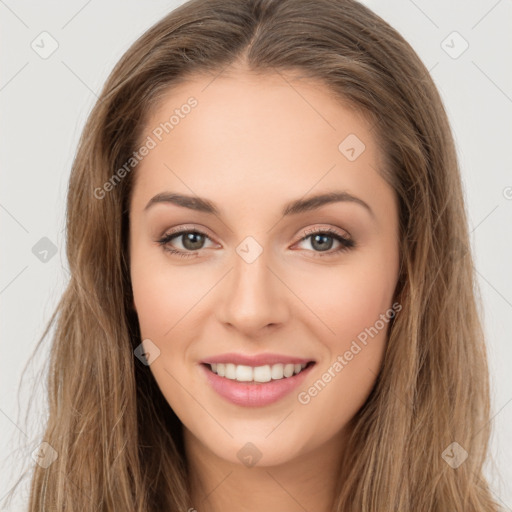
top-left (217, 240), bottom-right (289, 333)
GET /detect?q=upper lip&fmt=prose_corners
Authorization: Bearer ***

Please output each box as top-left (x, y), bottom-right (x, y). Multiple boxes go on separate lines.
top-left (201, 353), bottom-right (315, 367)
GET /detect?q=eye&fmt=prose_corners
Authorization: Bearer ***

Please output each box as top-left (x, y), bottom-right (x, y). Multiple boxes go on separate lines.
top-left (157, 227), bottom-right (216, 258)
top-left (294, 227), bottom-right (355, 257)
top-left (156, 226), bottom-right (355, 259)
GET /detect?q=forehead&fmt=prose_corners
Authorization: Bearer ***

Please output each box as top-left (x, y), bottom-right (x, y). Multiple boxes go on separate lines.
top-left (130, 69), bottom-right (389, 217)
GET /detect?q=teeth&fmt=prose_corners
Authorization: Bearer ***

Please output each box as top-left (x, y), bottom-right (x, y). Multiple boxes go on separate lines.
top-left (225, 363), bottom-right (236, 379)
top-left (253, 365), bottom-right (271, 382)
top-left (271, 364), bottom-right (284, 380)
top-left (283, 363), bottom-right (294, 377)
top-left (209, 362), bottom-right (309, 382)
top-left (236, 364), bottom-right (253, 382)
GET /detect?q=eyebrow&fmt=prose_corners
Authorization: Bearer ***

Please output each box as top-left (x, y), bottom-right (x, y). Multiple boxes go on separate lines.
top-left (144, 191), bottom-right (374, 219)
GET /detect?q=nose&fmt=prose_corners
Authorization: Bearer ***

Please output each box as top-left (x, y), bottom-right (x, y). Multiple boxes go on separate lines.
top-left (216, 247), bottom-right (290, 336)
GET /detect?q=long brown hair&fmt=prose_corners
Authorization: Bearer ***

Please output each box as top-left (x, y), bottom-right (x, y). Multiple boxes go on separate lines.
top-left (9, 0), bottom-right (502, 510)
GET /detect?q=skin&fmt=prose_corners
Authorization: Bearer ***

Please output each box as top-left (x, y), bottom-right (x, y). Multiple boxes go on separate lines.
top-left (129, 66), bottom-right (400, 512)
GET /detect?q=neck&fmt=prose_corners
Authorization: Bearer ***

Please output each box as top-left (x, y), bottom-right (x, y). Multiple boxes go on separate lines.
top-left (184, 425), bottom-right (352, 512)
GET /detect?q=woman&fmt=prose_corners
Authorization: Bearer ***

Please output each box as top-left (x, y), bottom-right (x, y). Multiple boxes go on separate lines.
top-left (21, 0), bottom-right (501, 510)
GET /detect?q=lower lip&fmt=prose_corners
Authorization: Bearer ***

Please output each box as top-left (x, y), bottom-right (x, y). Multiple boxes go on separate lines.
top-left (199, 363), bottom-right (315, 407)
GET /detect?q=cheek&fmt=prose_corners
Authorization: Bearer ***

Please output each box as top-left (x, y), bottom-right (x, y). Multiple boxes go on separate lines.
top-left (130, 246), bottom-right (211, 339)
top-left (295, 257), bottom-right (396, 352)
top-left (291, 252), bottom-right (397, 411)
top-left (132, 275), bottom-right (191, 338)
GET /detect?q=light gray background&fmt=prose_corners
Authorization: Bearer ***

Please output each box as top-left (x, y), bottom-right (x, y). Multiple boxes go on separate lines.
top-left (1, 0), bottom-right (511, 510)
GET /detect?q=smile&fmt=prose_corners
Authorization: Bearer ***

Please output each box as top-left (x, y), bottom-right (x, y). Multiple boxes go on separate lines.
top-left (199, 359), bottom-right (316, 407)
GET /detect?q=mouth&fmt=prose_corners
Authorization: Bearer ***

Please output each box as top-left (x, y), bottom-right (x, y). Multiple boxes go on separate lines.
top-left (199, 359), bottom-right (317, 407)
top-left (201, 361), bottom-right (316, 383)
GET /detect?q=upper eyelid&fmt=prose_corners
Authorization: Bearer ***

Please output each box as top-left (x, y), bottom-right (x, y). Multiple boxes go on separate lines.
top-left (160, 224), bottom-right (215, 241)
top-left (299, 226), bottom-right (350, 238)
top-left (161, 225), bottom-right (349, 239)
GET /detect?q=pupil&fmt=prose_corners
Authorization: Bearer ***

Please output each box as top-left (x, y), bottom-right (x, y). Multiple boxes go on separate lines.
top-left (312, 234), bottom-right (333, 252)
top-left (183, 232), bottom-right (204, 250)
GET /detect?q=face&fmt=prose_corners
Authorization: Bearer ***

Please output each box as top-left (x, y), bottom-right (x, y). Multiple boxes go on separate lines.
top-left (128, 68), bottom-right (400, 468)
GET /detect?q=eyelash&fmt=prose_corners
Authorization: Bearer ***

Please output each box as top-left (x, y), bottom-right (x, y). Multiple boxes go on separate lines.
top-left (156, 226), bottom-right (355, 259)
